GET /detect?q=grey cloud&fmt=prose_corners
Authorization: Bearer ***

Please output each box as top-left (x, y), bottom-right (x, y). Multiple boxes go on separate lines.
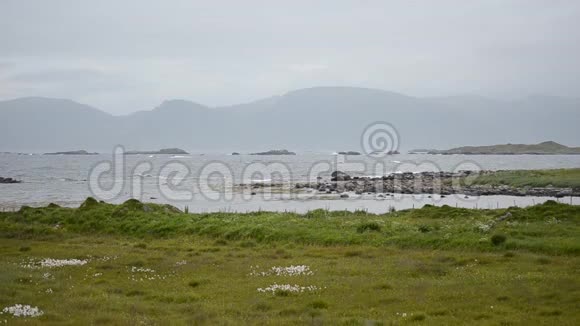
top-left (0, 0), bottom-right (579, 113)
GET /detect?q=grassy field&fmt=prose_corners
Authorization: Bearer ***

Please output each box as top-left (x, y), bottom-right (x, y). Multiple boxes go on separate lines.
top-left (470, 168), bottom-right (580, 189)
top-left (1, 199), bottom-right (580, 324)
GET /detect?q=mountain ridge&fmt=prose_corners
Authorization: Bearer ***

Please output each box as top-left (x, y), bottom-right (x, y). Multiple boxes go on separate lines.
top-left (1, 87), bottom-right (579, 152)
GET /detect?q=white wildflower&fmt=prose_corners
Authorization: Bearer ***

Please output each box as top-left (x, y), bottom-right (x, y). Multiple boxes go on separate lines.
top-left (129, 266), bottom-right (167, 281)
top-left (475, 222), bottom-right (491, 233)
top-left (257, 283), bottom-right (320, 294)
top-left (1, 304), bottom-right (44, 317)
top-left (250, 265), bottom-right (314, 276)
top-left (21, 258), bottom-right (88, 269)
top-left (131, 266), bottom-right (155, 273)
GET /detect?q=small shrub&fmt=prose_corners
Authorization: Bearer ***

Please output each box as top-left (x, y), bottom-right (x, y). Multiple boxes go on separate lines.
top-left (411, 313), bottom-right (426, 321)
top-left (373, 283), bottom-right (392, 290)
top-left (538, 309), bottom-right (562, 316)
top-left (126, 290), bottom-right (146, 297)
top-left (357, 222), bottom-right (381, 233)
top-left (537, 257), bottom-right (551, 265)
top-left (188, 280), bottom-right (201, 288)
top-left (491, 234), bottom-right (507, 246)
top-left (418, 225), bottom-right (431, 233)
top-left (344, 250), bottom-right (363, 257)
top-left (19, 246), bottom-right (31, 252)
top-left (79, 197), bottom-right (99, 210)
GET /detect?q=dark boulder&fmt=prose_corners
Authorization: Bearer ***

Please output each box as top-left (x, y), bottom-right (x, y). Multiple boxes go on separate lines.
top-left (331, 171), bottom-right (351, 181)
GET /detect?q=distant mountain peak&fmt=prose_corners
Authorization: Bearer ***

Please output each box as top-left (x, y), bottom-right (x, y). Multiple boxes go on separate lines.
top-left (153, 99), bottom-right (208, 112)
top-left (282, 86), bottom-right (410, 99)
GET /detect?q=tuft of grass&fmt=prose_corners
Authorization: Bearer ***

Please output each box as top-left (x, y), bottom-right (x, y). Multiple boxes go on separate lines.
top-left (503, 252), bottom-right (516, 258)
top-left (307, 300), bottom-right (329, 309)
top-left (19, 246), bottom-right (31, 252)
top-left (253, 302), bottom-right (271, 312)
top-left (538, 309), bottom-right (562, 316)
top-left (274, 290), bottom-right (291, 297)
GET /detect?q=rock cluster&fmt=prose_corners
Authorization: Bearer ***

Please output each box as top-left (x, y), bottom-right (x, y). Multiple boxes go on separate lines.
top-left (296, 171), bottom-right (579, 197)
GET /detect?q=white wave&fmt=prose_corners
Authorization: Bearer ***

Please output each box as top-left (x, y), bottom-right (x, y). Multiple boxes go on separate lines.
top-left (250, 179), bottom-right (272, 183)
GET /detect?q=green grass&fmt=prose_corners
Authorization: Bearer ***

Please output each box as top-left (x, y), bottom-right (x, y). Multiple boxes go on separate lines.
top-left (469, 168), bottom-right (580, 189)
top-left (0, 199), bottom-right (579, 324)
top-left (3, 198), bottom-right (579, 255)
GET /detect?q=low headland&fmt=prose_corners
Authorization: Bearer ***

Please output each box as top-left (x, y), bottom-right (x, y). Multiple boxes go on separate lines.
top-left (0, 198), bottom-right (579, 323)
top-left (411, 141), bottom-right (580, 155)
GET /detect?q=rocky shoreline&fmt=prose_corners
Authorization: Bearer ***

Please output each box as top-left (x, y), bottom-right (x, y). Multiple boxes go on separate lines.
top-left (261, 171), bottom-right (579, 197)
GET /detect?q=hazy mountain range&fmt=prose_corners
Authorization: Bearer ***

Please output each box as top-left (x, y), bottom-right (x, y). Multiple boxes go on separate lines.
top-left (1, 87), bottom-right (579, 153)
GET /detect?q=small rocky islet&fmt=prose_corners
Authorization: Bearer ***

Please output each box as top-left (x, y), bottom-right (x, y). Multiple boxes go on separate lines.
top-left (124, 148), bottom-right (189, 155)
top-left (250, 149), bottom-right (296, 155)
top-left (0, 177), bottom-right (21, 184)
top-left (43, 150), bottom-right (98, 155)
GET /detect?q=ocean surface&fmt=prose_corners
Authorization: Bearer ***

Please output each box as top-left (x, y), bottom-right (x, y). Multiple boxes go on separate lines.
top-left (1, 153), bottom-right (579, 212)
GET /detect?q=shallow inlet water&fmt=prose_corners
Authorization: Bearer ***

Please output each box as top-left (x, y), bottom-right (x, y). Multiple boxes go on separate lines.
top-left (1, 153), bottom-right (579, 212)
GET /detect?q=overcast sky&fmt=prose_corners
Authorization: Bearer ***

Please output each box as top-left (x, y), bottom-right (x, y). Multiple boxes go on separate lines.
top-left (1, 0), bottom-right (579, 114)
